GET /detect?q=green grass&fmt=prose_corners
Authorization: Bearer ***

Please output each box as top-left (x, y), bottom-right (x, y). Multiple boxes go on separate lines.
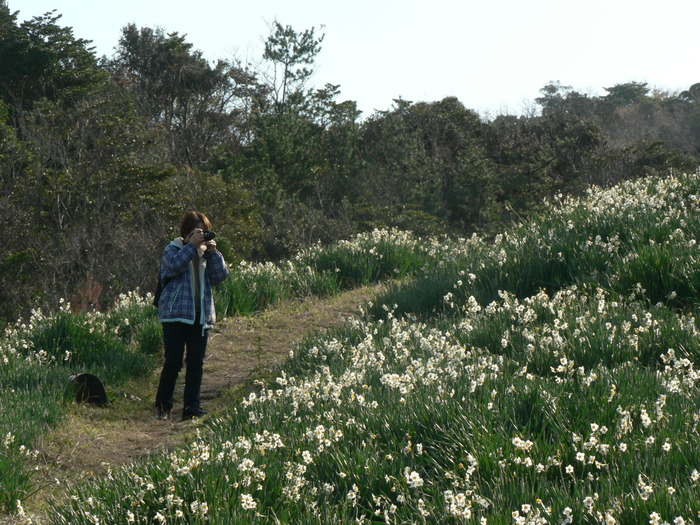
top-left (0, 292), bottom-right (158, 513)
top-left (215, 228), bottom-right (432, 317)
top-left (369, 172), bottom-right (700, 320)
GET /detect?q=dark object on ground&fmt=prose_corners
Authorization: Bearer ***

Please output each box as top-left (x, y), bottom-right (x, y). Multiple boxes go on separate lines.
top-left (69, 373), bottom-right (109, 406)
top-left (156, 406), bottom-right (171, 420)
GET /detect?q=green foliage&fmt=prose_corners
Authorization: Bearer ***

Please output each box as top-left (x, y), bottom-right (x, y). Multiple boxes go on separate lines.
top-left (369, 172), bottom-right (700, 320)
top-left (0, 292), bottom-right (161, 513)
top-left (24, 314), bottom-right (150, 384)
top-left (303, 230), bottom-right (429, 286)
top-left (215, 229), bottom-right (428, 317)
top-left (216, 263), bottom-right (294, 316)
top-left (133, 315), bottom-right (163, 355)
top-left (0, 350), bottom-right (69, 512)
top-left (0, 5), bottom-right (106, 112)
top-left (107, 24), bottom-right (246, 169)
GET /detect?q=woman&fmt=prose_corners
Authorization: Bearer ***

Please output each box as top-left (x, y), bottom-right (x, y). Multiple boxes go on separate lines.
top-left (155, 210), bottom-right (229, 420)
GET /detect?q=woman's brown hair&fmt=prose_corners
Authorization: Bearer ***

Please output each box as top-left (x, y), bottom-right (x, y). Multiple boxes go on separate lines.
top-left (179, 210), bottom-right (213, 239)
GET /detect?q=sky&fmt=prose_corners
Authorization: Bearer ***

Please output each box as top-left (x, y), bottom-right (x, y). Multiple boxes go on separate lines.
top-left (9, 0), bottom-right (700, 118)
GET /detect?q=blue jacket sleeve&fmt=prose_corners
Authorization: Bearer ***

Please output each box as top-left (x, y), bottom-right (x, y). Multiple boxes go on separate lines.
top-left (162, 243), bottom-right (197, 279)
top-left (204, 250), bottom-right (229, 286)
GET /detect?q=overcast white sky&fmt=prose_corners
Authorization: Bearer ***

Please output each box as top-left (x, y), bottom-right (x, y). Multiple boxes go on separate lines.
top-left (9, 0), bottom-right (700, 118)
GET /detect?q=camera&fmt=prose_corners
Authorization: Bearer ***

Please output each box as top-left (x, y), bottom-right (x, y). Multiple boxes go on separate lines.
top-left (203, 231), bottom-right (216, 242)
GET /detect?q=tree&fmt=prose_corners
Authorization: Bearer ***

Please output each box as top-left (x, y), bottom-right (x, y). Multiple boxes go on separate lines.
top-left (13, 81), bottom-right (175, 302)
top-left (603, 82), bottom-right (650, 107)
top-left (309, 84), bottom-right (363, 208)
top-left (0, 4), bottom-right (105, 118)
top-left (220, 22), bottom-right (367, 257)
top-left (261, 21), bottom-right (324, 111)
top-left (0, 97), bottom-right (32, 324)
top-left (108, 24), bottom-right (251, 168)
top-left (680, 83), bottom-right (700, 103)
top-left (536, 81), bottom-right (597, 119)
top-left (484, 110), bottom-right (603, 219)
top-left (356, 97), bottom-right (497, 233)
top-left (249, 21), bottom-right (329, 200)
top-left (535, 81), bottom-right (573, 116)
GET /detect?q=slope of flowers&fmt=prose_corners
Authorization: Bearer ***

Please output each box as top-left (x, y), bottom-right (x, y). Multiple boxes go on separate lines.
top-left (372, 171), bottom-right (700, 318)
top-left (0, 292), bottom-right (159, 514)
top-left (46, 170), bottom-right (700, 524)
top-left (216, 228), bottom-right (436, 316)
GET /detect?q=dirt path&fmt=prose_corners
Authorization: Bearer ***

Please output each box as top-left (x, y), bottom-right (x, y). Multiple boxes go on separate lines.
top-left (14, 284), bottom-right (381, 523)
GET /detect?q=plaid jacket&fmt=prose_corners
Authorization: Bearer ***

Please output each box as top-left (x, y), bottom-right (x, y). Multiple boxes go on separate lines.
top-left (157, 238), bottom-right (229, 328)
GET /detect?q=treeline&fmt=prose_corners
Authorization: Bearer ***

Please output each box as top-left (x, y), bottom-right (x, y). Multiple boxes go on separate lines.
top-left (1, 4), bottom-right (699, 324)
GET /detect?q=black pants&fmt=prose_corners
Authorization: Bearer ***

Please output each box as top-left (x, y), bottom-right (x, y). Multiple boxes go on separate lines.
top-left (155, 322), bottom-right (208, 412)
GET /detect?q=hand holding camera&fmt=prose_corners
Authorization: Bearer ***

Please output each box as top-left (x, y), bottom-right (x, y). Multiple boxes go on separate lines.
top-left (186, 229), bottom-right (216, 246)
top-left (203, 230), bottom-right (217, 252)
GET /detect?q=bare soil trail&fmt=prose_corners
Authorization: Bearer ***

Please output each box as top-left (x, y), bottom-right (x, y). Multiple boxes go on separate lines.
top-left (5, 284), bottom-right (381, 524)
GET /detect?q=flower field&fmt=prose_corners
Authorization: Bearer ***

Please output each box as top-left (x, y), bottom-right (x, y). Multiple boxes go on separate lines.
top-left (0, 292), bottom-right (161, 515)
top-left (4, 171), bottom-right (700, 523)
top-left (215, 228), bottom-right (432, 317)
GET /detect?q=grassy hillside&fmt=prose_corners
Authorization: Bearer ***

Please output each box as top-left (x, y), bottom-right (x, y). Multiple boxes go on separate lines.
top-left (4, 170), bottom-right (700, 523)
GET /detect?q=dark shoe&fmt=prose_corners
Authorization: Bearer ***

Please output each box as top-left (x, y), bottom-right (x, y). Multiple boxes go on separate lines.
top-left (182, 407), bottom-right (208, 420)
top-left (156, 407), bottom-right (171, 420)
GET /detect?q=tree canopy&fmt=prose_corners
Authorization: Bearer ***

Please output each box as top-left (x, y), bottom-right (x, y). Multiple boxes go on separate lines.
top-left (0, 4), bottom-right (105, 116)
